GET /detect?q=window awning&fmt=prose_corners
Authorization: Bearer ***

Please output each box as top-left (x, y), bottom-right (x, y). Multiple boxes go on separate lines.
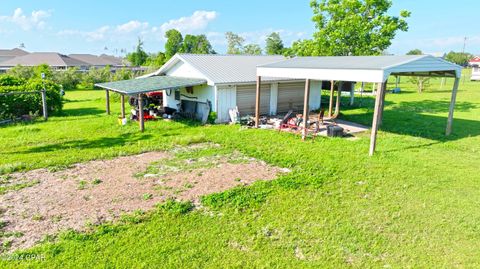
top-left (95, 76), bottom-right (207, 95)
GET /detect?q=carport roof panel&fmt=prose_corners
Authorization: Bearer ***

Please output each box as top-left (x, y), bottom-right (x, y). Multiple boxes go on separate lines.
top-left (95, 76), bottom-right (207, 95)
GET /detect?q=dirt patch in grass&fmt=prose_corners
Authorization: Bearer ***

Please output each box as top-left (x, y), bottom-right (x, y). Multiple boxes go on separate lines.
top-left (0, 144), bottom-right (286, 252)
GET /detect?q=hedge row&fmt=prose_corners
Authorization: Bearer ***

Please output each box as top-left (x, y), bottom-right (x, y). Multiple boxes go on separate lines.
top-left (0, 76), bottom-right (62, 121)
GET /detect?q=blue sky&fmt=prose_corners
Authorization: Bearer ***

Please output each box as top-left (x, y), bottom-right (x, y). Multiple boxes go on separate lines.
top-left (0, 0), bottom-right (479, 56)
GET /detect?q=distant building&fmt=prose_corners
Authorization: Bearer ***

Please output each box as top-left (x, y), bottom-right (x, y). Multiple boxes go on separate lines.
top-left (69, 54), bottom-right (129, 69)
top-left (0, 48), bottom-right (29, 63)
top-left (0, 52), bottom-right (89, 72)
top-left (469, 57), bottom-right (480, 81)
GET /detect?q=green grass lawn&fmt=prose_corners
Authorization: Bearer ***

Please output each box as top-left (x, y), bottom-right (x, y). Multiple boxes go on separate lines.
top-left (1, 75), bottom-right (480, 268)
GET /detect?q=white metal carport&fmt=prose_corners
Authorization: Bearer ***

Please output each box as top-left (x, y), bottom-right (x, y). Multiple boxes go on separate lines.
top-left (255, 55), bottom-right (463, 156)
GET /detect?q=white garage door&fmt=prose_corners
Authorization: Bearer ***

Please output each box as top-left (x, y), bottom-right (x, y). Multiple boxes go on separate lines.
top-left (277, 82), bottom-right (305, 113)
top-left (236, 84), bottom-right (270, 116)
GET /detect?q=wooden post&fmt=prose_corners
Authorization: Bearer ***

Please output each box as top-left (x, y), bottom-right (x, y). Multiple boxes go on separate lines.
top-left (41, 89), bottom-right (48, 120)
top-left (105, 90), bottom-right (110, 115)
top-left (302, 79), bottom-right (311, 140)
top-left (328, 80), bottom-right (335, 117)
top-left (377, 83), bottom-right (387, 127)
top-left (369, 82), bottom-right (386, 156)
top-left (446, 77), bottom-right (460, 136)
top-left (334, 81), bottom-right (342, 116)
top-left (138, 94), bottom-right (144, 132)
top-left (255, 76), bottom-right (261, 128)
top-left (120, 94), bottom-right (125, 118)
top-left (395, 76), bottom-right (399, 88)
top-left (349, 83), bottom-right (355, 106)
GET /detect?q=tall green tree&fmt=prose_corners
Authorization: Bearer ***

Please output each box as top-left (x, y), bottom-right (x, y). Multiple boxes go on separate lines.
top-left (165, 29), bottom-right (184, 59)
top-left (406, 49), bottom-right (423, 55)
top-left (265, 32), bottom-right (284, 55)
top-left (225, 32), bottom-right (245, 54)
top-left (445, 51), bottom-right (473, 66)
top-left (126, 38), bottom-right (148, 66)
top-left (145, 52), bottom-right (166, 68)
top-left (243, 44), bottom-right (262, 55)
top-left (182, 34), bottom-right (216, 54)
top-left (292, 0), bottom-right (411, 56)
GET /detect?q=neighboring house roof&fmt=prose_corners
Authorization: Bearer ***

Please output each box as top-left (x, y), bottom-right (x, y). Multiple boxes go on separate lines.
top-left (257, 55), bottom-right (463, 83)
top-left (0, 48), bottom-right (29, 63)
top-left (95, 76), bottom-right (207, 95)
top-left (149, 54), bottom-right (286, 84)
top-left (0, 52), bottom-right (89, 67)
top-left (99, 54), bottom-right (128, 66)
top-left (69, 54), bottom-right (116, 66)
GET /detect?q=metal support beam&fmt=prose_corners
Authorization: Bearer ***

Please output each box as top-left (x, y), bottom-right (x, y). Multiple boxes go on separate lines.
top-left (369, 82), bottom-right (387, 156)
top-left (138, 94), bottom-right (144, 132)
top-left (120, 94), bottom-right (125, 119)
top-left (328, 80), bottom-right (335, 117)
top-left (302, 79), bottom-right (311, 140)
top-left (255, 76), bottom-right (261, 128)
top-left (41, 89), bottom-right (48, 120)
top-left (105, 90), bottom-right (110, 115)
top-left (446, 77), bottom-right (460, 136)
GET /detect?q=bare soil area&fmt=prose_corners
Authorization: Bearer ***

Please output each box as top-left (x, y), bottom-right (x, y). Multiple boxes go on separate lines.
top-left (0, 144), bottom-right (286, 252)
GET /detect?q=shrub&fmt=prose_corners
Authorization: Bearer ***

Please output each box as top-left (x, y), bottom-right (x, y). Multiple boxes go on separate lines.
top-left (53, 67), bottom-right (81, 90)
top-left (0, 76), bottom-right (62, 120)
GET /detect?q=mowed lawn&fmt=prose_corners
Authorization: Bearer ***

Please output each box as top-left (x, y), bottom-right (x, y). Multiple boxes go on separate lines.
top-left (1, 74), bottom-right (480, 268)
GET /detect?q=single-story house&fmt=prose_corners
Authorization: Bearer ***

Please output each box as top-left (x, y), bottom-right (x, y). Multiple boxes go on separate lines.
top-left (0, 48), bottom-right (29, 63)
top-left (139, 54), bottom-right (351, 122)
top-left (0, 52), bottom-right (90, 71)
top-left (469, 57), bottom-right (480, 81)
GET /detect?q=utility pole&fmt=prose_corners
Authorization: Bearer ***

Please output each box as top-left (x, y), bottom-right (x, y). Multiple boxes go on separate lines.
top-left (462, 37), bottom-right (467, 54)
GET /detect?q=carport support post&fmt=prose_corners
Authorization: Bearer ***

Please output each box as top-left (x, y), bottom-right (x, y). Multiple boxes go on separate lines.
top-left (334, 81), bottom-right (342, 116)
top-left (120, 94), bottom-right (125, 118)
top-left (369, 82), bottom-right (387, 156)
top-left (105, 90), bottom-right (110, 115)
top-left (302, 79), bottom-right (311, 140)
top-left (138, 94), bottom-right (144, 132)
top-left (255, 76), bottom-right (261, 128)
top-left (328, 80), bottom-right (335, 117)
top-left (446, 77), bottom-right (460, 136)
top-left (377, 83), bottom-right (387, 127)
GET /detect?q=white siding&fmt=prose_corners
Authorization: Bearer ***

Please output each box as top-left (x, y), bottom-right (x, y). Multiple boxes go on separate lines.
top-left (309, 80), bottom-right (322, 110)
top-left (270, 83), bottom-right (278, 115)
top-left (163, 84), bottom-right (215, 111)
top-left (165, 61), bottom-right (209, 82)
top-left (216, 85), bottom-right (236, 122)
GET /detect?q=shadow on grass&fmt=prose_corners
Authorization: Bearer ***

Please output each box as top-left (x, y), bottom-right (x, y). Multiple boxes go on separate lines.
top-left (22, 133), bottom-right (153, 153)
top-left (57, 107), bottom-right (106, 117)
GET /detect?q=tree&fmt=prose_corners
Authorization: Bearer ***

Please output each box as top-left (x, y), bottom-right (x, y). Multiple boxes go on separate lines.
top-left (33, 64), bottom-right (53, 79)
top-left (406, 49), bottom-right (423, 55)
top-left (53, 67), bottom-right (81, 90)
top-left (182, 34), bottom-right (216, 54)
top-left (292, 0), bottom-right (410, 56)
top-left (409, 76), bottom-right (430, 93)
top-left (165, 29), bottom-right (183, 59)
top-left (243, 44), bottom-right (262, 55)
top-left (445, 51), bottom-right (473, 66)
top-left (7, 65), bottom-right (34, 80)
top-left (126, 38), bottom-right (148, 66)
top-left (145, 52), bottom-right (166, 68)
top-left (225, 32), bottom-right (245, 54)
top-left (265, 32), bottom-right (284, 55)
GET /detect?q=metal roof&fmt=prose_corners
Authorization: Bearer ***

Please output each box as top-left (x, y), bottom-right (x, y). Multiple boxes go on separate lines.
top-left (257, 55), bottom-right (462, 83)
top-left (95, 76), bottom-right (207, 95)
top-left (0, 52), bottom-right (89, 67)
top-left (153, 54), bottom-right (286, 84)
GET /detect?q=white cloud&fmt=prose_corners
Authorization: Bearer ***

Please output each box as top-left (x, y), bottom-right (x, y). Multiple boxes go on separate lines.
top-left (0, 8), bottom-right (51, 30)
top-left (156, 10), bottom-right (218, 34)
top-left (58, 26), bottom-right (111, 42)
top-left (116, 20), bottom-right (149, 33)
